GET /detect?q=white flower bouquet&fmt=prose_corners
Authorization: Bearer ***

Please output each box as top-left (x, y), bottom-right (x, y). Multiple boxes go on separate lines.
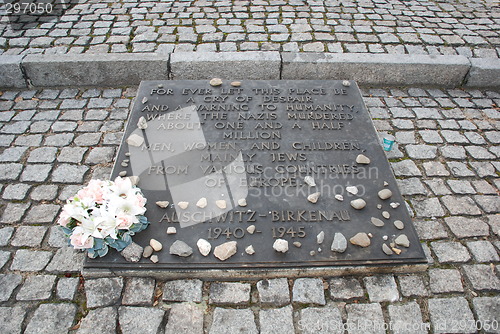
top-left (58, 177), bottom-right (149, 258)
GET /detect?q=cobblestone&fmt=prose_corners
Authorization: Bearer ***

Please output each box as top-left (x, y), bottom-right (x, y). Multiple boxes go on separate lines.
top-left (122, 277), bottom-right (155, 306)
top-left (444, 217), bottom-right (490, 238)
top-left (85, 277), bottom-right (124, 308)
top-left (431, 241), bottom-right (471, 263)
top-left (16, 274), bottom-right (56, 300)
top-left (210, 308), bottom-right (257, 334)
top-left (209, 282), bottom-right (251, 305)
top-left (292, 278), bottom-right (326, 305)
top-left (472, 297), bottom-right (500, 334)
top-left (346, 303), bottom-right (385, 334)
top-left (259, 305), bottom-right (294, 334)
top-left (329, 277), bottom-right (364, 300)
top-left (428, 297), bottom-right (476, 334)
top-left (77, 307), bottom-right (117, 334)
top-left (429, 269), bottom-right (464, 294)
top-left (0, 306), bottom-right (26, 334)
top-left (163, 279), bottom-right (203, 303)
top-left (0, 274), bottom-right (22, 302)
top-left (364, 275), bottom-right (399, 303)
top-left (388, 302), bottom-right (427, 334)
top-left (257, 278), bottom-right (290, 306)
top-left (467, 241), bottom-right (500, 263)
top-left (57, 277), bottom-right (80, 300)
top-left (24, 303), bottom-right (77, 334)
top-left (164, 303), bottom-right (203, 334)
top-left (0, 227), bottom-right (14, 246)
top-left (10, 225), bottom-right (47, 247)
top-left (397, 274), bottom-right (429, 297)
top-left (10, 249), bottom-right (53, 271)
top-left (118, 306), bottom-right (165, 334)
top-left (462, 264), bottom-right (500, 292)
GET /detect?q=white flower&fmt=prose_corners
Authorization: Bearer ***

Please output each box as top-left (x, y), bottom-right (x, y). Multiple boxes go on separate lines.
top-left (63, 202), bottom-right (89, 222)
top-left (108, 195), bottom-right (146, 217)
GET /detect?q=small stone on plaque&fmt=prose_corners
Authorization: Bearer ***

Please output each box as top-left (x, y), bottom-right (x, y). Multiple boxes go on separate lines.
top-left (121, 162), bottom-right (128, 167)
top-left (371, 217), bottom-right (385, 227)
top-left (156, 201), bottom-right (170, 208)
top-left (137, 116), bottom-right (148, 130)
top-left (246, 225), bottom-right (256, 234)
top-left (273, 239), bottom-right (289, 253)
top-left (392, 247), bottom-right (402, 255)
top-left (231, 81), bottom-right (241, 87)
top-left (307, 192), bottom-right (320, 204)
top-left (349, 233), bottom-right (371, 247)
top-left (293, 241), bottom-right (302, 248)
top-left (142, 246), bottom-right (153, 258)
top-left (238, 198), bottom-right (247, 207)
top-left (150, 239), bottom-right (163, 251)
top-left (214, 241), bottom-right (237, 261)
top-left (346, 186), bottom-right (358, 195)
top-left (342, 80), bottom-right (351, 87)
top-left (170, 240), bottom-right (193, 257)
top-left (378, 189), bottom-right (393, 200)
top-left (197, 239), bottom-right (211, 256)
top-left (177, 201), bottom-right (189, 210)
top-left (304, 175), bottom-right (316, 187)
top-left (382, 244), bottom-right (393, 255)
top-left (245, 245), bottom-right (255, 255)
top-left (394, 220), bottom-right (404, 230)
top-left (382, 211), bottom-right (390, 219)
top-left (335, 194), bottom-right (344, 201)
top-left (126, 134), bottom-right (144, 147)
top-left (150, 255), bottom-right (159, 263)
top-left (331, 233), bottom-right (347, 253)
top-left (216, 200), bottom-right (227, 209)
top-left (316, 231), bottom-right (325, 244)
top-left (377, 204), bottom-right (382, 209)
top-left (119, 171), bottom-right (127, 177)
top-left (166, 227), bottom-right (177, 235)
top-left (196, 197), bottom-right (208, 208)
top-left (356, 154), bottom-right (371, 164)
top-left (390, 202), bottom-right (400, 209)
top-left (350, 198), bottom-right (366, 210)
top-left (395, 234), bottom-right (410, 248)
top-left (142, 96), bottom-right (148, 104)
top-left (210, 78), bottom-right (223, 87)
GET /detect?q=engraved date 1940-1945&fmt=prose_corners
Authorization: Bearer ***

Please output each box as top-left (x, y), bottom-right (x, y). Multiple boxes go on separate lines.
top-left (207, 226), bottom-right (306, 240)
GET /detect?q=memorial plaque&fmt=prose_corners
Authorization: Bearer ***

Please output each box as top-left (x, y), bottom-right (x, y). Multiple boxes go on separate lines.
top-left (85, 80), bottom-right (426, 272)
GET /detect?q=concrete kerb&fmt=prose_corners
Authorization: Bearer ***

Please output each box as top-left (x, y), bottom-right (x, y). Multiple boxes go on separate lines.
top-left (465, 58), bottom-right (500, 88)
top-left (282, 53), bottom-right (472, 87)
top-left (170, 51), bottom-right (281, 80)
top-left (0, 55), bottom-right (26, 89)
top-left (22, 53), bottom-right (170, 88)
top-left (0, 52), bottom-right (499, 89)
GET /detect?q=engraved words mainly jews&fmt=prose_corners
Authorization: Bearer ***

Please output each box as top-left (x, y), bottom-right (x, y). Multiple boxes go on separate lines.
top-left (88, 80), bottom-right (426, 270)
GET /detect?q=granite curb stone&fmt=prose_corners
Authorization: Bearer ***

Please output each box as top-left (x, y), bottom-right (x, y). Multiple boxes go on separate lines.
top-left (0, 55), bottom-right (26, 89)
top-left (281, 53), bottom-right (470, 87)
top-left (1, 53), bottom-right (499, 88)
top-left (466, 58), bottom-right (500, 88)
top-left (170, 51), bottom-right (281, 80)
top-left (22, 53), bottom-right (169, 87)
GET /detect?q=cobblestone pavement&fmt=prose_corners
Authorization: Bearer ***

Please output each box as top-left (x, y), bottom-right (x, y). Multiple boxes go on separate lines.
top-left (0, 85), bottom-right (499, 333)
top-left (0, 0), bottom-right (499, 57)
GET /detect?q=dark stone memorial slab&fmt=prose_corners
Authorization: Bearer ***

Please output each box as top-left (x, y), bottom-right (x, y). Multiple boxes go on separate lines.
top-left (85, 80), bottom-right (426, 275)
